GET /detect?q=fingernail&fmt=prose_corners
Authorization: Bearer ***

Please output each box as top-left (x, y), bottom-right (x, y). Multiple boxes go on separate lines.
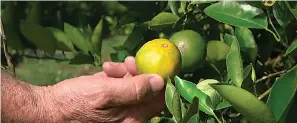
top-left (125, 56), bottom-right (135, 62)
top-left (149, 75), bottom-right (164, 92)
top-left (109, 62), bottom-right (119, 67)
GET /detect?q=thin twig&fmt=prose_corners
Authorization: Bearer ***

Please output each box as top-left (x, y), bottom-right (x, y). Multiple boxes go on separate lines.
top-left (251, 70), bottom-right (287, 86)
top-left (258, 88), bottom-right (272, 100)
top-left (1, 19), bottom-right (16, 77)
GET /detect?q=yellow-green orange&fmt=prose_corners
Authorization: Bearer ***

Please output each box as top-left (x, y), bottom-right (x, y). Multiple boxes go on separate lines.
top-left (206, 40), bottom-right (230, 62)
top-left (135, 39), bottom-right (181, 79)
top-left (169, 30), bottom-right (206, 72)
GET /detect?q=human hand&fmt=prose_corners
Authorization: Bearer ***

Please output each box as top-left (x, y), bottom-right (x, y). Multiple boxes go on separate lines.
top-left (44, 56), bottom-right (165, 123)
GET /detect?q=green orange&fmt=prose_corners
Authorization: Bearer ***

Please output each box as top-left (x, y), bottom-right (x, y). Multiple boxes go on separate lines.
top-left (169, 30), bottom-right (206, 72)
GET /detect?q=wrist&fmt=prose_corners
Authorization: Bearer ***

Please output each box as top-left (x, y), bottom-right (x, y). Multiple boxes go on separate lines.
top-left (33, 85), bottom-right (68, 122)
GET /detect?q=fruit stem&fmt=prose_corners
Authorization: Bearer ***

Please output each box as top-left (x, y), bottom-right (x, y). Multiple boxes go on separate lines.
top-left (213, 113), bottom-right (223, 123)
top-left (265, 9), bottom-right (281, 42)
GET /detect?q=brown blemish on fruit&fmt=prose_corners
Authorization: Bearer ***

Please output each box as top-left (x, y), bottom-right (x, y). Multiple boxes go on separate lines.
top-left (179, 41), bottom-right (187, 53)
top-left (162, 44), bottom-right (168, 48)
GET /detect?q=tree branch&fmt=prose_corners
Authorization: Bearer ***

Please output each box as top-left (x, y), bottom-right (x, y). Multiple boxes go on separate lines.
top-left (251, 70), bottom-right (287, 86)
top-left (1, 18), bottom-right (16, 77)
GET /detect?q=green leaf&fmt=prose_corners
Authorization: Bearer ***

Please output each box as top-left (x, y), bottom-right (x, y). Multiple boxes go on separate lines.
top-left (165, 78), bottom-right (175, 116)
top-left (292, 9), bottom-right (297, 19)
top-left (267, 65), bottom-right (297, 122)
top-left (284, 1), bottom-right (297, 21)
top-left (210, 83), bottom-right (277, 123)
top-left (174, 76), bottom-right (215, 115)
top-left (190, 0), bottom-right (216, 5)
top-left (273, 1), bottom-right (292, 28)
top-left (168, 1), bottom-right (180, 16)
top-left (69, 54), bottom-right (94, 65)
top-left (64, 22), bottom-right (90, 54)
top-left (123, 22), bottom-right (148, 52)
top-left (20, 23), bottom-right (56, 55)
top-left (284, 42), bottom-right (297, 56)
top-left (215, 99), bottom-right (232, 110)
top-left (91, 16), bottom-right (104, 55)
top-left (149, 117), bottom-right (176, 123)
top-left (223, 33), bottom-right (237, 46)
top-left (196, 79), bottom-right (221, 108)
top-left (241, 64), bottom-right (253, 91)
top-left (235, 26), bottom-right (258, 63)
top-left (226, 37), bottom-right (244, 87)
top-left (204, 1), bottom-right (268, 29)
top-left (110, 50), bottom-right (131, 62)
top-left (26, 1), bottom-right (43, 24)
top-left (149, 12), bottom-right (179, 30)
top-left (46, 27), bottom-right (76, 52)
top-left (187, 114), bottom-right (199, 123)
top-left (182, 97), bottom-right (199, 123)
top-left (2, 1), bottom-right (24, 50)
top-left (172, 90), bottom-right (182, 123)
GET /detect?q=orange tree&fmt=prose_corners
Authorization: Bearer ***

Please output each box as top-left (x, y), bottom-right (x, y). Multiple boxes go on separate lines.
top-left (1, 1), bottom-right (297, 123)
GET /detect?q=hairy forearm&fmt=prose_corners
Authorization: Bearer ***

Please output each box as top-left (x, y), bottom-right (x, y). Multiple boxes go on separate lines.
top-left (1, 71), bottom-right (63, 122)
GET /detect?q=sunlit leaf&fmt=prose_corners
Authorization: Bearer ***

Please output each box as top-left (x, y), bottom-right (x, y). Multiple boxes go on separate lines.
top-left (196, 79), bottom-right (221, 107)
top-left (204, 1), bottom-right (268, 29)
top-left (174, 76), bottom-right (215, 115)
top-left (91, 16), bottom-right (104, 55)
top-left (64, 22), bottom-right (91, 54)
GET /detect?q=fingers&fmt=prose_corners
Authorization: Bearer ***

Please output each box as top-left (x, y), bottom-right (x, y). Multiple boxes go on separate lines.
top-left (122, 93), bottom-right (165, 123)
top-left (102, 62), bottom-right (128, 78)
top-left (106, 74), bottom-right (164, 106)
top-left (102, 57), bottom-right (138, 78)
top-left (124, 56), bottom-right (138, 76)
top-left (135, 92), bottom-right (165, 119)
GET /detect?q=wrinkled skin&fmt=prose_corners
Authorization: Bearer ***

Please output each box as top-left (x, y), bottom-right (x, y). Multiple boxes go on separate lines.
top-left (1, 56), bottom-right (165, 123)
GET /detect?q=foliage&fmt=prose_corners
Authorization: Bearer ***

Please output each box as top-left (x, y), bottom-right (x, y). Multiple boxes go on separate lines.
top-left (1, 1), bottom-right (297, 123)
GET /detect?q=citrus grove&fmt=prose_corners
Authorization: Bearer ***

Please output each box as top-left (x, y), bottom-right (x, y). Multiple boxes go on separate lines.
top-left (1, 1), bottom-right (297, 123)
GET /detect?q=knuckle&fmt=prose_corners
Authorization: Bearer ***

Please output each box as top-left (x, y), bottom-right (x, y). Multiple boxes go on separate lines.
top-left (133, 80), bottom-right (149, 101)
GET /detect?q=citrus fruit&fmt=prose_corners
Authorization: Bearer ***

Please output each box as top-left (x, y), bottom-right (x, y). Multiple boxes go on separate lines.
top-left (135, 39), bottom-right (181, 79)
top-left (169, 30), bottom-right (206, 72)
top-left (206, 40), bottom-right (230, 62)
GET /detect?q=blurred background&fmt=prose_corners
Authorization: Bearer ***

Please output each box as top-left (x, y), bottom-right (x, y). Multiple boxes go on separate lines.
top-left (1, 1), bottom-right (167, 85)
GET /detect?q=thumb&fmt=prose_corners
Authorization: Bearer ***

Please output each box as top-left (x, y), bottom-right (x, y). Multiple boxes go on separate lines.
top-left (106, 74), bottom-right (164, 106)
